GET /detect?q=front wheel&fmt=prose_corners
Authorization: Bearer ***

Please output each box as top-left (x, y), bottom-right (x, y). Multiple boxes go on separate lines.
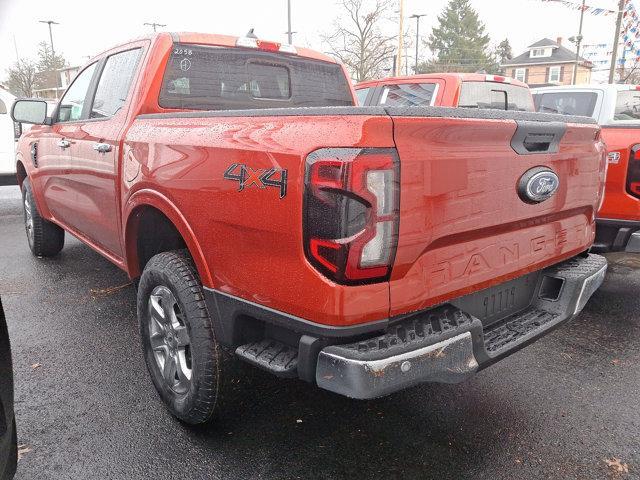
top-left (22, 179), bottom-right (64, 257)
top-left (137, 249), bottom-right (237, 425)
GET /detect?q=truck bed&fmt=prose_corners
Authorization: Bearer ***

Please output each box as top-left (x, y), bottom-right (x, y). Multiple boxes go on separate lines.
top-left (125, 106), bottom-right (604, 327)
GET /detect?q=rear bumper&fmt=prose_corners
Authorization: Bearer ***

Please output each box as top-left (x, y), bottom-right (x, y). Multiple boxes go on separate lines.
top-left (316, 254), bottom-right (607, 399)
top-left (593, 218), bottom-right (640, 253)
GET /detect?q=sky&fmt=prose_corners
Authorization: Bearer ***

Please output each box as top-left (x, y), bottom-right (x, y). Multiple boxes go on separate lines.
top-left (0, 0), bottom-right (624, 83)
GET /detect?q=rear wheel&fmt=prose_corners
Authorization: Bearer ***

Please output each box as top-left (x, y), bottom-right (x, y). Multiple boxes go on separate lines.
top-left (137, 249), bottom-right (238, 425)
top-left (22, 179), bottom-right (64, 257)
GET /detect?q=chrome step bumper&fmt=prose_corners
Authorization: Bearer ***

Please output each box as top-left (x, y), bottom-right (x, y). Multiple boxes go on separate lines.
top-left (316, 254), bottom-right (607, 399)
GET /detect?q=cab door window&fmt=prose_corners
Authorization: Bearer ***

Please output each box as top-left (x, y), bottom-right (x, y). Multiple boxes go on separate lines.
top-left (90, 49), bottom-right (142, 119)
top-left (57, 63), bottom-right (97, 122)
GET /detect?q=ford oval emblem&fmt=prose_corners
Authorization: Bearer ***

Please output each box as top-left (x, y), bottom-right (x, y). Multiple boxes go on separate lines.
top-left (517, 167), bottom-right (559, 204)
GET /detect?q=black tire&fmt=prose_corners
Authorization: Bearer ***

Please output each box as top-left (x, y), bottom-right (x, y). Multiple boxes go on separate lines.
top-left (22, 179), bottom-right (64, 257)
top-left (137, 249), bottom-right (237, 425)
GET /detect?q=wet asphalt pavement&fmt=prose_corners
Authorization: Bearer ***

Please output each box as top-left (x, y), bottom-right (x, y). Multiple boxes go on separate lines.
top-left (0, 185), bottom-right (638, 480)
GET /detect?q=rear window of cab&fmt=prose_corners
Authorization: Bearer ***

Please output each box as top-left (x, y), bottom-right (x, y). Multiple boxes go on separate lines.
top-left (533, 91), bottom-right (598, 117)
top-left (458, 81), bottom-right (533, 111)
top-left (615, 90), bottom-right (640, 121)
top-left (159, 43), bottom-right (354, 110)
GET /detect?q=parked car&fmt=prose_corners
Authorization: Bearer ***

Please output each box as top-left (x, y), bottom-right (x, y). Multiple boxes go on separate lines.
top-left (12, 32), bottom-right (607, 425)
top-left (355, 73), bottom-right (534, 110)
top-left (533, 84), bottom-right (640, 253)
top-left (0, 297), bottom-right (17, 479)
top-left (0, 87), bottom-right (17, 186)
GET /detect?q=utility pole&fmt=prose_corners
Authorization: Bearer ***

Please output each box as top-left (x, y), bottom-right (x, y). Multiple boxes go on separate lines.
top-left (39, 20), bottom-right (60, 99)
top-left (609, 0), bottom-right (626, 83)
top-left (570, 0), bottom-right (585, 84)
top-left (13, 34), bottom-right (19, 62)
top-left (144, 22), bottom-right (166, 32)
top-left (410, 14), bottom-right (426, 74)
top-left (286, 0), bottom-right (294, 44)
top-left (396, 0), bottom-right (404, 76)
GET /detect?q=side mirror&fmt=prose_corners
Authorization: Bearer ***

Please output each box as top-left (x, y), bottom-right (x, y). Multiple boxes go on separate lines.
top-left (11, 99), bottom-right (50, 125)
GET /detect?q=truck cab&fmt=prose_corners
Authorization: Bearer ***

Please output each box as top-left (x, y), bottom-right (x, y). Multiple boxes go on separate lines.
top-left (356, 73), bottom-right (534, 111)
top-left (533, 84), bottom-right (640, 253)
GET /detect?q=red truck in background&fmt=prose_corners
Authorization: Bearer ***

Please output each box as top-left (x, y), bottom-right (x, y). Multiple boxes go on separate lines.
top-left (355, 73), bottom-right (534, 110)
top-left (533, 85), bottom-right (640, 253)
top-left (12, 32), bottom-right (607, 425)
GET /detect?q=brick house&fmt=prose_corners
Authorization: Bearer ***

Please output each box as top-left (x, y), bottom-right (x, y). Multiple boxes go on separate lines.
top-left (501, 38), bottom-right (593, 87)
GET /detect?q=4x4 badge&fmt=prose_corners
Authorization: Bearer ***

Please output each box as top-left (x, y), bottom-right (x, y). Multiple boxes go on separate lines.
top-left (224, 163), bottom-right (288, 199)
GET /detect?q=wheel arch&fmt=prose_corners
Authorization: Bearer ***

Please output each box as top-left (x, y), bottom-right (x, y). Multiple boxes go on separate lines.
top-left (123, 189), bottom-right (213, 287)
top-left (15, 158), bottom-right (27, 189)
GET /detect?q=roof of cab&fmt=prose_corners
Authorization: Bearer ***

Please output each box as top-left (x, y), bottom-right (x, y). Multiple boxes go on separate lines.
top-left (91, 32), bottom-right (338, 65)
top-left (531, 84), bottom-right (640, 94)
top-left (355, 72), bottom-right (528, 89)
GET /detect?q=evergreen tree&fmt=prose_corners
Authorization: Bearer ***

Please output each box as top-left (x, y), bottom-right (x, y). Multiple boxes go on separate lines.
top-left (35, 41), bottom-right (67, 90)
top-left (417, 0), bottom-right (497, 73)
top-left (495, 38), bottom-right (513, 73)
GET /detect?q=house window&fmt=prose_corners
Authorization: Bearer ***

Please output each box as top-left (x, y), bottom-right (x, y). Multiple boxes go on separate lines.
top-left (515, 68), bottom-right (526, 82)
top-left (530, 48), bottom-right (551, 58)
top-left (549, 66), bottom-right (561, 83)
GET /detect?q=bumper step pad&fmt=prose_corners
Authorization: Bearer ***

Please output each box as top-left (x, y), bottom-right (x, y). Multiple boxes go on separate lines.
top-left (333, 306), bottom-right (474, 361)
top-left (236, 339), bottom-right (298, 378)
top-left (484, 307), bottom-right (558, 353)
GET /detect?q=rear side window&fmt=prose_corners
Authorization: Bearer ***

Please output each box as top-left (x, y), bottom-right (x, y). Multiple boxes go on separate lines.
top-left (379, 83), bottom-right (437, 107)
top-left (458, 82), bottom-right (533, 111)
top-left (91, 48), bottom-right (142, 118)
top-left (355, 87), bottom-right (371, 105)
top-left (159, 44), bottom-right (354, 110)
top-left (533, 92), bottom-right (598, 117)
top-left (615, 90), bottom-right (640, 121)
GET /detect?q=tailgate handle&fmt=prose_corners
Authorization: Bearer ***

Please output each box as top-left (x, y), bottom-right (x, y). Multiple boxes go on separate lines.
top-left (510, 121), bottom-right (566, 155)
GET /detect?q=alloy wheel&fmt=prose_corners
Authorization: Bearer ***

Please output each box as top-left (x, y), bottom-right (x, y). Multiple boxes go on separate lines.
top-left (147, 286), bottom-right (193, 395)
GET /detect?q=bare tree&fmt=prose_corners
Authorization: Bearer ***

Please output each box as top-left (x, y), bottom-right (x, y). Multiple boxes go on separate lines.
top-left (5, 59), bottom-right (39, 97)
top-left (618, 59), bottom-right (640, 84)
top-left (322, 0), bottom-right (396, 82)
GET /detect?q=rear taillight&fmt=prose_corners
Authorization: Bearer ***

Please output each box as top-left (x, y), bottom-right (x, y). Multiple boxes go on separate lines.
top-left (626, 145), bottom-right (640, 198)
top-left (303, 148), bottom-right (399, 285)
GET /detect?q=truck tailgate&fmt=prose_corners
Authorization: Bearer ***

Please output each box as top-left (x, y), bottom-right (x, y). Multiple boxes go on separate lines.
top-left (386, 107), bottom-right (605, 316)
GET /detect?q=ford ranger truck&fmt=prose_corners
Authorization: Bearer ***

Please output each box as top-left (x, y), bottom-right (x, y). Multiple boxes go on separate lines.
top-left (533, 84), bottom-right (640, 253)
top-left (356, 73), bottom-right (534, 111)
top-left (11, 32), bottom-right (607, 425)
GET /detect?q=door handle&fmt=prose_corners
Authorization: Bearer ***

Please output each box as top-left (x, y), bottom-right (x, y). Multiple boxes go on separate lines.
top-left (93, 142), bottom-right (112, 153)
top-left (57, 139), bottom-right (70, 149)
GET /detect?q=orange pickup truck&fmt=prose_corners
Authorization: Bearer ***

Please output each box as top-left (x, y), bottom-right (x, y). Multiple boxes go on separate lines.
top-left (12, 33), bottom-right (607, 424)
top-left (356, 73), bottom-right (534, 110)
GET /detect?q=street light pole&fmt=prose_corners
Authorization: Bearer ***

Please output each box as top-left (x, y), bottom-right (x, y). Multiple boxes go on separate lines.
top-left (39, 20), bottom-right (58, 59)
top-left (144, 22), bottom-right (166, 32)
top-left (286, 0), bottom-right (293, 44)
top-left (410, 14), bottom-right (426, 74)
top-left (39, 20), bottom-right (60, 99)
